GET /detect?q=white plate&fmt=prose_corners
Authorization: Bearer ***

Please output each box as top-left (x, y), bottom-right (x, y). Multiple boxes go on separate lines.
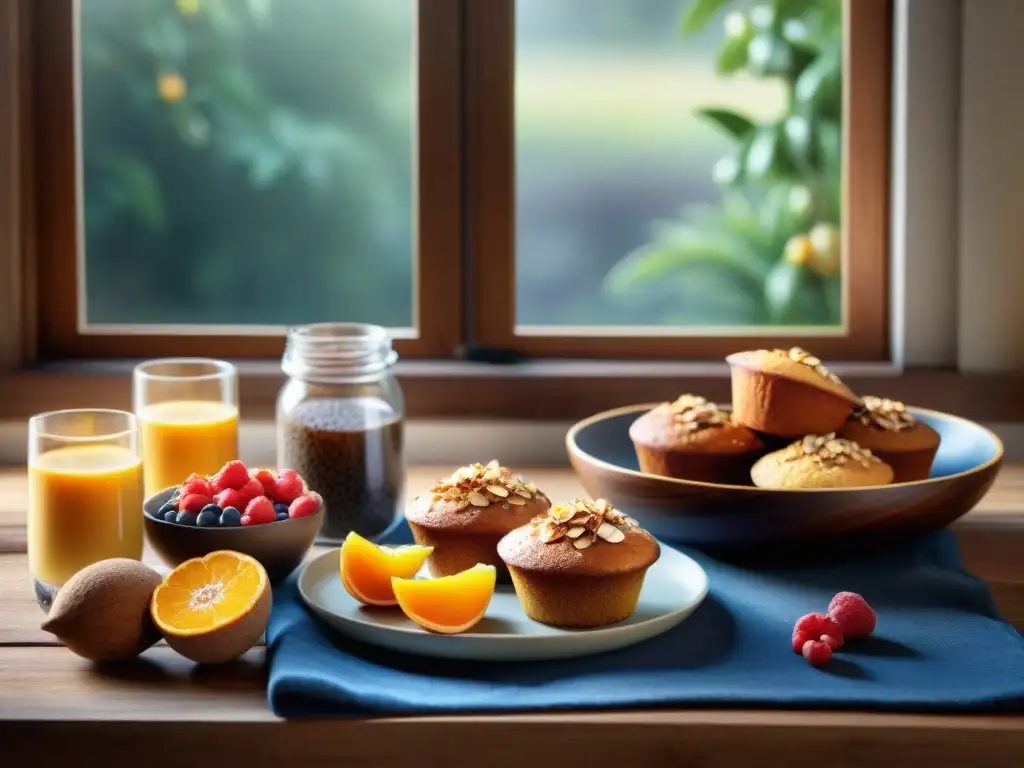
top-left (296, 545), bottom-right (709, 662)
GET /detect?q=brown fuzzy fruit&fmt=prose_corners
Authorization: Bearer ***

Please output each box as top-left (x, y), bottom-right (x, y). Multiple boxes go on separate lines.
top-left (41, 558), bottom-right (163, 661)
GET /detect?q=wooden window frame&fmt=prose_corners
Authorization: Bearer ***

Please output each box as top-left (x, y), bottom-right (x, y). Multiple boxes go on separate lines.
top-left (24, 0), bottom-right (889, 363)
top-left (467, 0), bottom-right (892, 361)
top-left (29, 0), bottom-right (462, 360)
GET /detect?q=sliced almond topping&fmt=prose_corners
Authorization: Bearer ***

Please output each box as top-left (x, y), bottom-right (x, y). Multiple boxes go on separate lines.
top-left (550, 505), bottom-right (574, 523)
top-left (486, 485), bottom-right (509, 497)
top-left (506, 495), bottom-right (527, 506)
top-left (539, 524), bottom-right (565, 543)
top-left (572, 535), bottom-right (594, 550)
top-left (596, 522), bottom-right (625, 543)
top-left (468, 491), bottom-right (490, 507)
top-left (485, 459), bottom-right (500, 470)
top-left (566, 525), bottom-right (586, 539)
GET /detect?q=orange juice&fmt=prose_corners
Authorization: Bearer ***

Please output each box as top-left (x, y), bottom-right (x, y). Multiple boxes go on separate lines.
top-left (137, 400), bottom-right (239, 495)
top-left (28, 444), bottom-right (144, 586)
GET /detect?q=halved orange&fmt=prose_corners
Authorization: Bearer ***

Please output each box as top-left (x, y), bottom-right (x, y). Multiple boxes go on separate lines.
top-left (151, 550), bottom-right (270, 664)
top-left (340, 531), bottom-right (434, 606)
top-left (392, 563), bottom-right (496, 634)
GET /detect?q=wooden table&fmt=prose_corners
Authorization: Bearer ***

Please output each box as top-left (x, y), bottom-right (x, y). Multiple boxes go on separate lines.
top-left (3, 467), bottom-right (1024, 765)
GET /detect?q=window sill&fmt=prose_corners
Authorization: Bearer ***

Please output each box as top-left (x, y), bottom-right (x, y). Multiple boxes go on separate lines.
top-left (1, 359), bottom-right (1023, 423)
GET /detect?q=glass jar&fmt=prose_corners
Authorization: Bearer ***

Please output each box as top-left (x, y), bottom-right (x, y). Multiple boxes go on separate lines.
top-left (277, 323), bottom-right (405, 544)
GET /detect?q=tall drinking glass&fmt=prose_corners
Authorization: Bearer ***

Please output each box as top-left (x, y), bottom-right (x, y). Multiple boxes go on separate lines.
top-left (28, 409), bottom-right (144, 609)
top-left (133, 358), bottom-right (239, 496)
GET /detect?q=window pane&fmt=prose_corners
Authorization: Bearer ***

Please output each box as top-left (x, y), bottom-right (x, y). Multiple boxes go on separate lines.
top-left (515, 0), bottom-right (844, 328)
top-left (79, 0), bottom-right (415, 328)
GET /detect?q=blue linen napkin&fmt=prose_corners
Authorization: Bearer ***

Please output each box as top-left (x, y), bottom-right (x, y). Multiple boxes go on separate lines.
top-left (266, 523), bottom-right (1024, 717)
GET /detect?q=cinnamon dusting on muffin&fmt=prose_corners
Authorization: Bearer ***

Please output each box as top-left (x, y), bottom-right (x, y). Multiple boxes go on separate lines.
top-left (656, 394), bottom-right (730, 433)
top-left (425, 460), bottom-right (539, 512)
top-left (782, 433), bottom-right (879, 469)
top-left (851, 396), bottom-right (916, 432)
top-left (531, 499), bottom-right (638, 551)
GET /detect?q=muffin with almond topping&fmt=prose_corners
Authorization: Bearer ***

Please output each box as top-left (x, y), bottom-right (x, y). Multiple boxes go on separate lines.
top-left (750, 433), bottom-right (894, 489)
top-left (837, 396), bottom-right (940, 483)
top-left (497, 499), bottom-right (660, 628)
top-left (406, 460), bottom-right (550, 581)
top-left (726, 347), bottom-right (860, 438)
top-left (629, 394), bottom-right (764, 484)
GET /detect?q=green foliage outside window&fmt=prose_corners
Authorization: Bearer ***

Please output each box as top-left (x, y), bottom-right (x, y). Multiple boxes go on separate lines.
top-left (604, 0), bottom-right (844, 326)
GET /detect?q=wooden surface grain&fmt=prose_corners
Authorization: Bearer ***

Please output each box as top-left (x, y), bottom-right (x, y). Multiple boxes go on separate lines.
top-left (2, 466), bottom-right (1024, 764)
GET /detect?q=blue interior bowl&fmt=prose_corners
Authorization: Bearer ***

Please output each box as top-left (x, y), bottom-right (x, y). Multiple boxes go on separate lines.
top-left (566, 404), bottom-right (1003, 549)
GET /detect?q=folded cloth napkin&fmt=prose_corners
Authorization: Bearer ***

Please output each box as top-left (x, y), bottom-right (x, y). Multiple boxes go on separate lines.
top-left (266, 523), bottom-right (1024, 717)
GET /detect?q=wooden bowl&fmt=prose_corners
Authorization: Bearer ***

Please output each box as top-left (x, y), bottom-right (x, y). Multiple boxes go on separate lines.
top-left (566, 404), bottom-right (1003, 551)
top-left (143, 487), bottom-right (323, 582)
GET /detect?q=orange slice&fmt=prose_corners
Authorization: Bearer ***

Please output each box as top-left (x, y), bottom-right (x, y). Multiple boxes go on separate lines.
top-left (392, 564), bottom-right (496, 634)
top-left (340, 531), bottom-right (434, 606)
top-left (150, 550), bottom-right (270, 664)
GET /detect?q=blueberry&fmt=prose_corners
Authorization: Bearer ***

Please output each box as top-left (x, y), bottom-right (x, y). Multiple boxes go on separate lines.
top-left (273, 503), bottom-right (290, 518)
top-left (157, 502), bottom-right (176, 519)
top-left (197, 505), bottom-right (222, 527)
top-left (163, 509), bottom-right (179, 523)
top-left (220, 507), bottom-right (242, 527)
top-left (276, 511), bottom-right (290, 522)
top-left (176, 511), bottom-right (199, 526)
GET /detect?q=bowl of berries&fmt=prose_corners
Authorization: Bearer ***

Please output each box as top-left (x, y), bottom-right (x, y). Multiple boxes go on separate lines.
top-left (143, 460), bottom-right (323, 582)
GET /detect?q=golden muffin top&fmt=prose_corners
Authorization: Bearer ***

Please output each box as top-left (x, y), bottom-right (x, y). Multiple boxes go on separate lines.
top-left (727, 347), bottom-right (857, 401)
top-left (405, 460), bottom-right (550, 535)
top-left (497, 498), bottom-right (660, 577)
top-left (629, 394), bottom-right (763, 454)
top-left (750, 433), bottom-right (894, 489)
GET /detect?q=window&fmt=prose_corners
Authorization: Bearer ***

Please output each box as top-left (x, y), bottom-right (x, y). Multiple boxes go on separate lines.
top-left (32, 0), bottom-right (461, 358)
top-left (28, 0), bottom-right (889, 362)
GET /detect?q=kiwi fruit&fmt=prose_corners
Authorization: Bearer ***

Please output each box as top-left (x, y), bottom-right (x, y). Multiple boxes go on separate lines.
top-left (41, 558), bottom-right (163, 662)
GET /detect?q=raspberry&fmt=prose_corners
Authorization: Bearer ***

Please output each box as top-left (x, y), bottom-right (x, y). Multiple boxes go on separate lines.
top-left (244, 495), bottom-right (276, 525)
top-left (214, 488), bottom-right (248, 511)
top-left (212, 460), bottom-right (249, 493)
top-left (252, 469), bottom-right (278, 495)
top-left (180, 473), bottom-right (213, 497)
top-left (179, 493), bottom-right (214, 514)
top-left (289, 491), bottom-right (322, 519)
top-left (237, 477), bottom-right (264, 503)
top-left (272, 469), bottom-right (305, 504)
top-left (802, 639), bottom-right (833, 666)
top-left (828, 592), bottom-right (876, 639)
top-left (791, 612), bottom-right (844, 653)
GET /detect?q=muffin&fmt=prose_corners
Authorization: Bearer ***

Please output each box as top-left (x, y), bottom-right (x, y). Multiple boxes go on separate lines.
top-left (628, 394), bottom-right (764, 484)
top-left (406, 460), bottom-right (550, 581)
top-left (750, 433), bottom-right (894, 489)
top-left (837, 396), bottom-right (940, 483)
top-left (726, 347), bottom-right (859, 438)
top-left (497, 499), bottom-right (660, 628)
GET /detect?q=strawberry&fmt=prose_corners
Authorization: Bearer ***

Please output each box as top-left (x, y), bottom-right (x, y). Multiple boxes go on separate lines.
top-left (272, 469), bottom-right (306, 504)
top-left (211, 460), bottom-right (249, 493)
top-left (244, 495), bottom-right (276, 525)
top-left (214, 488), bottom-right (248, 511)
top-left (180, 473), bottom-right (213, 497)
top-left (240, 514), bottom-right (256, 527)
top-left (237, 478), bottom-right (264, 503)
top-left (179, 493), bottom-right (214, 514)
top-left (288, 492), bottom-right (322, 519)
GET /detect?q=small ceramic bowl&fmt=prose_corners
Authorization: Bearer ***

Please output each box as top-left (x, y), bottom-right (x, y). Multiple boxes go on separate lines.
top-left (143, 487), bottom-right (323, 581)
top-left (566, 403), bottom-right (1003, 550)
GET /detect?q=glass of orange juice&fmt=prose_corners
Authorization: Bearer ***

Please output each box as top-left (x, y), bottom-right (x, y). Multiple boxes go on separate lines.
top-left (28, 409), bottom-right (145, 609)
top-left (133, 358), bottom-right (239, 497)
